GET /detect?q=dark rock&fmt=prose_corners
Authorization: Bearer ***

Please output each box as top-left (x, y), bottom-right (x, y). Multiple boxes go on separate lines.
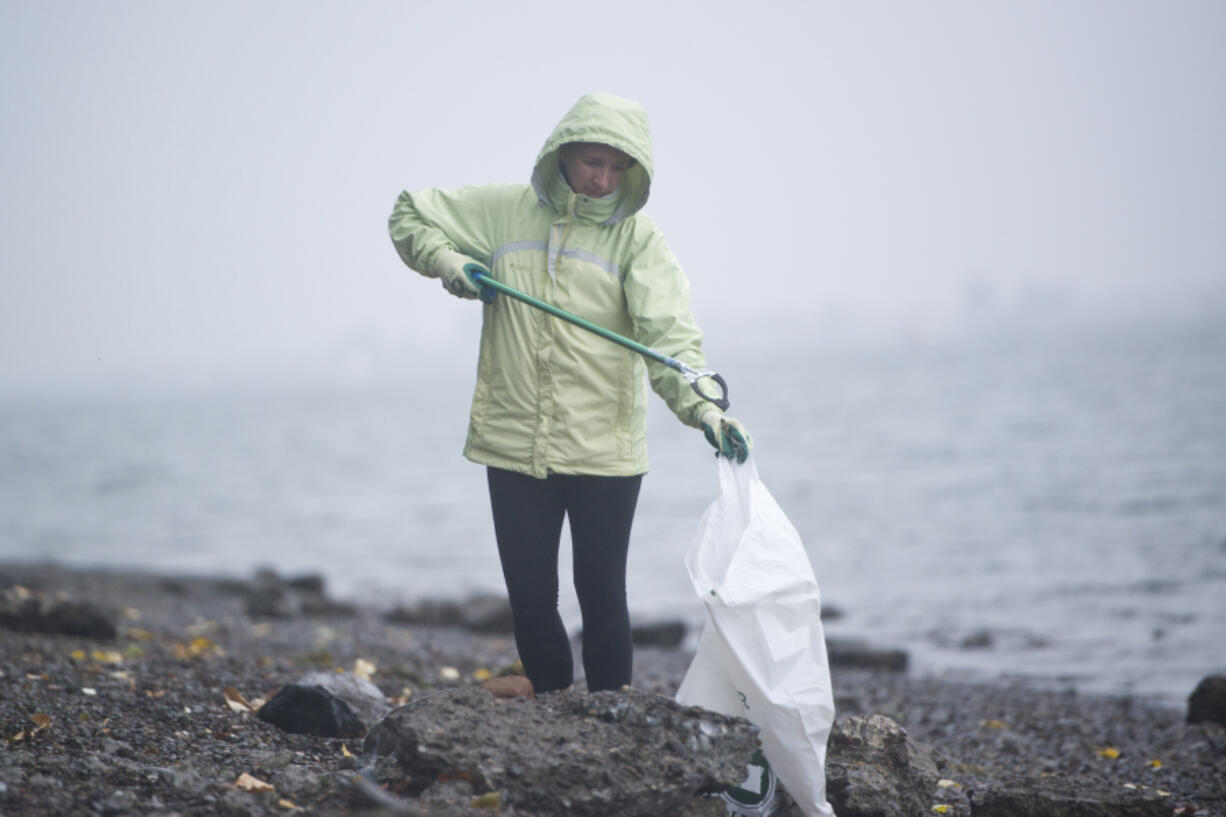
top-left (824, 714), bottom-right (940, 817)
top-left (0, 586), bottom-right (117, 639)
top-left (157, 578), bottom-right (189, 595)
top-left (299, 594), bottom-right (358, 617)
top-left (826, 637), bottom-right (909, 671)
top-left (244, 571), bottom-right (295, 619)
top-left (630, 619), bottom-right (687, 647)
top-left (1187, 674), bottom-right (1226, 726)
top-left (960, 629), bottom-right (994, 649)
top-left (821, 604), bottom-right (846, 621)
top-left (461, 593), bottom-right (515, 633)
top-left (41, 599), bottom-right (118, 639)
top-left (287, 573), bottom-right (326, 593)
top-left (364, 684), bottom-right (760, 816)
top-left (384, 593), bottom-right (515, 634)
top-left (297, 671), bottom-right (390, 728)
top-left (242, 568), bottom-right (357, 619)
top-left (257, 684), bottom-right (366, 738)
top-left (970, 772), bottom-right (1170, 816)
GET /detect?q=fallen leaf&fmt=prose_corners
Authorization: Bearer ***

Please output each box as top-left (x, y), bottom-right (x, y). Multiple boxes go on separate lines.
top-left (470, 791), bottom-right (501, 809)
top-left (126, 627), bottom-right (153, 641)
top-left (353, 658), bottom-right (376, 680)
top-left (277, 798), bottom-right (299, 810)
top-left (1097, 747), bottom-right (1121, 759)
top-left (173, 636), bottom-right (224, 660)
top-left (235, 772), bottom-right (275, 793)
top-left (982, 719), bottom-right (1007, 730)
top-left (937, 779), bottom-right (961, 789)
top-left (7, 713), bottom-right (52, 743)
top-left (472, 668), bottom-right (492, 681)
top-left (186, 619), bottom-right (216, 636)
top-left (70, 649), bottom-right (86, 662)
top-left (191, 636), bottom-right (222, 657)
top-left (91, 649), bottom-right (124, 665)
top-left (1149, 758), bottom-right (1163, 768)
top-left (224, 686), bottom-right (254, 713)
top-left (341, 743), bottom-right (354, 758)
top-left (932, 806), bottom-right (950, 815)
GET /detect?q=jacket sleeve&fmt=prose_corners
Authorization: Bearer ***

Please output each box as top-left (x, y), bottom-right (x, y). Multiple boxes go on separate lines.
top-left (388, 186), bottom-right (508, 278)
top-left (623, 224), bottom-right (712, 428)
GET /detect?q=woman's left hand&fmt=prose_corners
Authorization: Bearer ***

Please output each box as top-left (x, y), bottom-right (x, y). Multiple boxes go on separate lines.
top-left (699, 409), bottom-right (752, 463)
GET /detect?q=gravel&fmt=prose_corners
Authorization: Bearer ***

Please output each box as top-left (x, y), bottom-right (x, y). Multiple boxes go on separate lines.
top-left (1, 562), bottom-right (1222, 816)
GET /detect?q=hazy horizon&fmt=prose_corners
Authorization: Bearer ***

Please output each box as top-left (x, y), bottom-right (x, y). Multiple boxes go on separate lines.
top-left (3, 1), bottom-right (1224, 396)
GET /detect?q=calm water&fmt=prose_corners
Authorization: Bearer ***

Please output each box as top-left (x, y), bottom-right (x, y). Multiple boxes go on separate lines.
top-left (3, 321), bottom-right (1224, 707)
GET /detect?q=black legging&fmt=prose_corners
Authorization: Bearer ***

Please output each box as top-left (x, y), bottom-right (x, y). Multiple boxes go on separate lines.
top-left (487, 466), bottom-right (643, 693)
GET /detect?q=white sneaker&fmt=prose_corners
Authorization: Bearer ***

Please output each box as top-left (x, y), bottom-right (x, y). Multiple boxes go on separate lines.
top-left (721, 749), bottom-right (781, 817)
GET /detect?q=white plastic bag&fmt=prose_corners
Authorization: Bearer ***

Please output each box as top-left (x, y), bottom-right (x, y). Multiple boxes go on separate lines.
top-left (676, 456), bottom-right (836, 817)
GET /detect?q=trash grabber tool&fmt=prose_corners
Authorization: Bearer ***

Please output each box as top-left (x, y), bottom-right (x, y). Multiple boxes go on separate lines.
top-left (465, 266), bottom-right (730, 411)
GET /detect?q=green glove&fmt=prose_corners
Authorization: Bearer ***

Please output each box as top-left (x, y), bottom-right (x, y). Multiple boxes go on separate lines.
top-left (699, 408), bottom-right (752, 464)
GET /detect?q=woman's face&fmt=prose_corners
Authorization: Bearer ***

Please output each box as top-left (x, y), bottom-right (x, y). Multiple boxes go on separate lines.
top-left (560, 143), bottom-right (634, 198)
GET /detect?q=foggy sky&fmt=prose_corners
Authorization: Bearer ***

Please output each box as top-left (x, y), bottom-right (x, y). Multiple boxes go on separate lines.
top-left (2, 1), bottom-right (1224, 394)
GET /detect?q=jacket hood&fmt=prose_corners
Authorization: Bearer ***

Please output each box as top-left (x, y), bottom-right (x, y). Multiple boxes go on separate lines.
top-left (531, 92), bottom-right (653, 225)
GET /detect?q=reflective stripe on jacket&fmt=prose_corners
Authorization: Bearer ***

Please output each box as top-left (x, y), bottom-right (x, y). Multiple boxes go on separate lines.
top-left (389, 92), bottom-right (711, 478)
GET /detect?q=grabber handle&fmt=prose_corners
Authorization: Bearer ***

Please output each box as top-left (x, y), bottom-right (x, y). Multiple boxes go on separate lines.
top-left (468, 266), bottom-right (733, 411)
top-left (691, 372), bottom-right (730, 412)
top-left (464, 264), bottom-right (497, 304)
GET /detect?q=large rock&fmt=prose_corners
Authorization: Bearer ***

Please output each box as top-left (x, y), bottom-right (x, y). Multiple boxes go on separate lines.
top-left (0, 586), bottom-right (117, 639)
top-left (631, 619), bottom-right (688, 647)
top-left (824, 714), bottom-right (940, 817)
top-left (243, 569), bottom-right (356, 619)
top-left (297, 671), bottom-right (390, 728)
top-left (825, 637), bottom-right (909, 671)
top-left (363, 684), bottom-right (760, 817)
top-left (385, 593), bottom-right (515, 634)
top-left (257, 684), bottom-right (366, 738)
top-left (1187, 674), bottom-right (1226, 727)
top-left (970, 773), bottom-right (1170, 816)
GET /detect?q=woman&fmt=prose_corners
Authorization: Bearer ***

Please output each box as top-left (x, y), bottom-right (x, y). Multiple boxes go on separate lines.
top-left (388, 91), bottom-right (750, 693)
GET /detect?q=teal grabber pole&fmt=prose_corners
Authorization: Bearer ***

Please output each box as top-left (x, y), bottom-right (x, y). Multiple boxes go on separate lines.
top-left (465, 265), bottom-right (730, 411)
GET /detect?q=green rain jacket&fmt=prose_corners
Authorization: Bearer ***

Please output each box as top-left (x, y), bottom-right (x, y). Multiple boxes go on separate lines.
top-left (389, 92), bottom-right (712, 478)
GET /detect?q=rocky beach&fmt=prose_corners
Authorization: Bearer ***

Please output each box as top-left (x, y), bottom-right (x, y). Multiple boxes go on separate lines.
top-left (1, 561), bottom-right (1223, 817)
